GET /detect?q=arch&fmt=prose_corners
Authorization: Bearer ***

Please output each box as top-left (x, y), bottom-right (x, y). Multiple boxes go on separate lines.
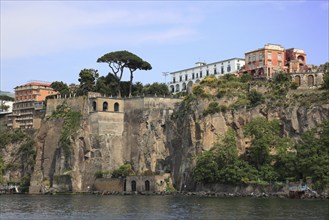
top-left (131, 180), bottom-right (137, 192)
top-left (294, 75), bottom-right (301, 86)
top-left (145, 180), bottom-right (150, 191)
top-left (114, 102), bottom-right (119, 112)
top-left (297, 55), bottom-right (304, 62)
top-left (170, 85), bottom-right (174, 93)
top-left (182, 83), bottom-right (187, 91)
top-left (175, 84), bottom-right (180, 92)
top-left (92, 101), bottom-right (97, 111)
top-left (307, 75), bottom-right (314, 87)
top-left (103, 102), bottom-right (108, 111)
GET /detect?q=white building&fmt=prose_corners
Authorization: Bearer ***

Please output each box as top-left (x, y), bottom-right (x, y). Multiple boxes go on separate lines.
top-left (168, 58), bottom-right (245, 93)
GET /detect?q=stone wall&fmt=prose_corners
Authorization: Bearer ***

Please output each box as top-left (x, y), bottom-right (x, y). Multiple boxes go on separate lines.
top-left (93, 178), bottom-right (125, 192)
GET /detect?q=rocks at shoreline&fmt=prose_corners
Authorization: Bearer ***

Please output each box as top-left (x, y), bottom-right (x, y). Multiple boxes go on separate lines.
top-left (84, 190), bottom-right (328, 199)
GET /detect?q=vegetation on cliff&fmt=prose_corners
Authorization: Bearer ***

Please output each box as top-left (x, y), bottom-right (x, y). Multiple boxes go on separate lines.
top-left (48, 101), bottom-right (82, 170)
top-left (0, 129), bottom-right (35, 189)
top-left (183, 73), bottom-right (329, 190)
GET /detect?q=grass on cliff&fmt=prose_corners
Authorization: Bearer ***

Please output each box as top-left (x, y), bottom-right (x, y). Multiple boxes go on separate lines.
top-left (181, 73), bottom-right (328, 117)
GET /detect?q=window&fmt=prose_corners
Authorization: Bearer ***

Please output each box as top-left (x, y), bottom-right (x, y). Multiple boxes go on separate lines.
top-left (278, 53), bottom-right (282, 60)
top-left (221, 67), bottom-right (224, 74)
top-left (227, 65), bottom-right (231, 72)
top-left (237, 64), bottom-right (240, 70)
top-left (200, 71), bottom-right (203, 78)
top-left (145, 180), bottom-right (150, 191)
top-left (278, 61), bottom-right (282, 67)
top-left (92, 101), bottom-right (97, 111)
top-left (206, 70), bottom-right (209, 76)
top-left (196, 73), bottom-right (199, 78)
top-left (267, 51), bottom-right (272, 59)
top-left (214, 68), bottom-right (217, 74)
top-left (192, 73), bottom-right (195, 79)
top-left (259, 53), bottom-right (263, 60)
top-left (185, 75), bottom-right (188, 81)
top-left (103, 102), bottom-right (108, 111)
top-left (131, 181), bottom-right (136, 192)
top-left (114, 102), bottom-right (119, 112)
top-left (179, 76), bottom-right (182, 82)
top-left (173, 77), bottom-right (176, 83)
top-left (268, 61), bottom-right (272, 65)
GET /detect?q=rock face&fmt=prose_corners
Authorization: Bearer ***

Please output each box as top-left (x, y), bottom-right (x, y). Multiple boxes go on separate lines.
top-left (25, 92), bottom-right (329, 193)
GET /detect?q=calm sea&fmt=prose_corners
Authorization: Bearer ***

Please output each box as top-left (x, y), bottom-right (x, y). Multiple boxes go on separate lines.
top-left (0, 194), bottom-right (328, 220)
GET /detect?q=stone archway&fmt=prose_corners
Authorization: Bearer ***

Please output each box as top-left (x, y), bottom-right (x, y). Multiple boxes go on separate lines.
top-left (294, 75), bottom-right (301, 86)
top-left (114, 102), bottom-right (119, 112)
top-left (131, 180), bottom-right (136, 192)
top-left (92, 101), bottom-right (97, 111)
top-left (307, 75), bottom-right (314, 87)
top-left (103, 102), bottom-right (108, 111)
top-left (145, 180), bottom-right (150, 191)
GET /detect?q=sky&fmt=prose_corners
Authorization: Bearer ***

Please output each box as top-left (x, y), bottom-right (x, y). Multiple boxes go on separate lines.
top-left (1, 0), bottom-right (328, 93)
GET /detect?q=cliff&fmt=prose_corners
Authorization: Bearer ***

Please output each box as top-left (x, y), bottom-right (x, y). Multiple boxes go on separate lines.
top-left (1, 89), bottom-right (328, 193)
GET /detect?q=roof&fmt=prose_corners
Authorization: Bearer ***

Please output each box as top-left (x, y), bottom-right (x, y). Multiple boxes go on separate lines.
top-left (15, 81), bottom-right (52, 89)
top-left (170, 57), bottom-right (245, 74)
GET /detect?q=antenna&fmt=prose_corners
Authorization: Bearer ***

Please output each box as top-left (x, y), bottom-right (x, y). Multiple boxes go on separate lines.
top-left (162, 72), bottom-right (170, 84)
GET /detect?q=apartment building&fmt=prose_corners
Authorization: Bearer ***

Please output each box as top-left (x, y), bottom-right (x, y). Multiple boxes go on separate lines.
top-left (168, 58), bottom-right (245, 93)
top-left (9, 81), bottom-right (58, 129)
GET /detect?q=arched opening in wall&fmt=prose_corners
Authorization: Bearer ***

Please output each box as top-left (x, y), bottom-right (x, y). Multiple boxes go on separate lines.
top-left (297, 55), bottom-right (304, 62)
top-left (307, 75), bottom-right (314, 87)
top-left (145, 180), bottom-right (150, 191)
top-left (294, 75), bottom-right (301, 86)
top-left (182, 83), bottom-right (186, 91)
top-left (92, 101), bottom-right (97, 111)
top-left (170, 85), bottom-right (174, 93)
top-left (103, 102), bottom-right (108, 111)
top-left (114, 102), bottom-right (119, 112)
top-left (131, 180), bottom-right (137, 192)
top-left (175, 84), bottom-right (180, 92)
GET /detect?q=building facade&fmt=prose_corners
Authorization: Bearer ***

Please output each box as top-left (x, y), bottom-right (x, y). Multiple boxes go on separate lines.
top-left (243, 43), bottom-right (311, 79)
top-left (9, 81), bottom-right (59, 129)
top-left (244, 43), bottom-right (286, 79)
top-left (168, 58), bottom-right (245, 93)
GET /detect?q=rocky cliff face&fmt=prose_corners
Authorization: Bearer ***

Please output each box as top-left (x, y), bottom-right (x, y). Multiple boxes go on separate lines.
top-left (9, 91), bottom-right (327, 193)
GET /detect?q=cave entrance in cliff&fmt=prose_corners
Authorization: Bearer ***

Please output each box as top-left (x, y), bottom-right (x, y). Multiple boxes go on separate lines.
top-left (131, 180), bottom-right (136, 192)
top-left (114, 102), bottom-right (119, 112)
top-left (145, 180), bottom-right (150, 191)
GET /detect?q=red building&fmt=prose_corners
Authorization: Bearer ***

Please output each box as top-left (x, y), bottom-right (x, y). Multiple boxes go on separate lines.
top-left (244, 44), bottom-right (286, 79)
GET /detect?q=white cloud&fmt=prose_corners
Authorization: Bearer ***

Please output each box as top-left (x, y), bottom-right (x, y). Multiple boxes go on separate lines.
top-left (0, 1), bottom-right (202, 59)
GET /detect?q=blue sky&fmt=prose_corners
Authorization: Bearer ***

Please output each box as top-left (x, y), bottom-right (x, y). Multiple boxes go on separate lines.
top-left (1, 0), bottom-right (328, 93)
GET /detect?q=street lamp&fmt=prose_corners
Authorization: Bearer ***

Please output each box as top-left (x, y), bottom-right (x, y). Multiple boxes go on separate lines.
top-left (162, 72), bottom-right (169, 84)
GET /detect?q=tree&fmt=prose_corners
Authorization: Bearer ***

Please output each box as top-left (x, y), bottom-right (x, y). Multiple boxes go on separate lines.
top-left (295, 121), bottom-right (329, 189)
top-left (77, 69), bottom-right (99, 96)
top-left (95, 73), bottom-right (119, 96)
top-left (248, 89), bottom-right (264, 107)
top-left (244, 118), bottom-right (289, 169)
top-left (142, 83), bottom-right (169, 96)
top-left (97, 50), bottom-right (152, 97)
top-left (51, 81), bottom-right (70, 96)
top-left (320, 62), bottom-right (329, 89)
top-left (111, 163), bottom-right (135, 178)
top-left (193, 151), bottom-right (220, 183)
